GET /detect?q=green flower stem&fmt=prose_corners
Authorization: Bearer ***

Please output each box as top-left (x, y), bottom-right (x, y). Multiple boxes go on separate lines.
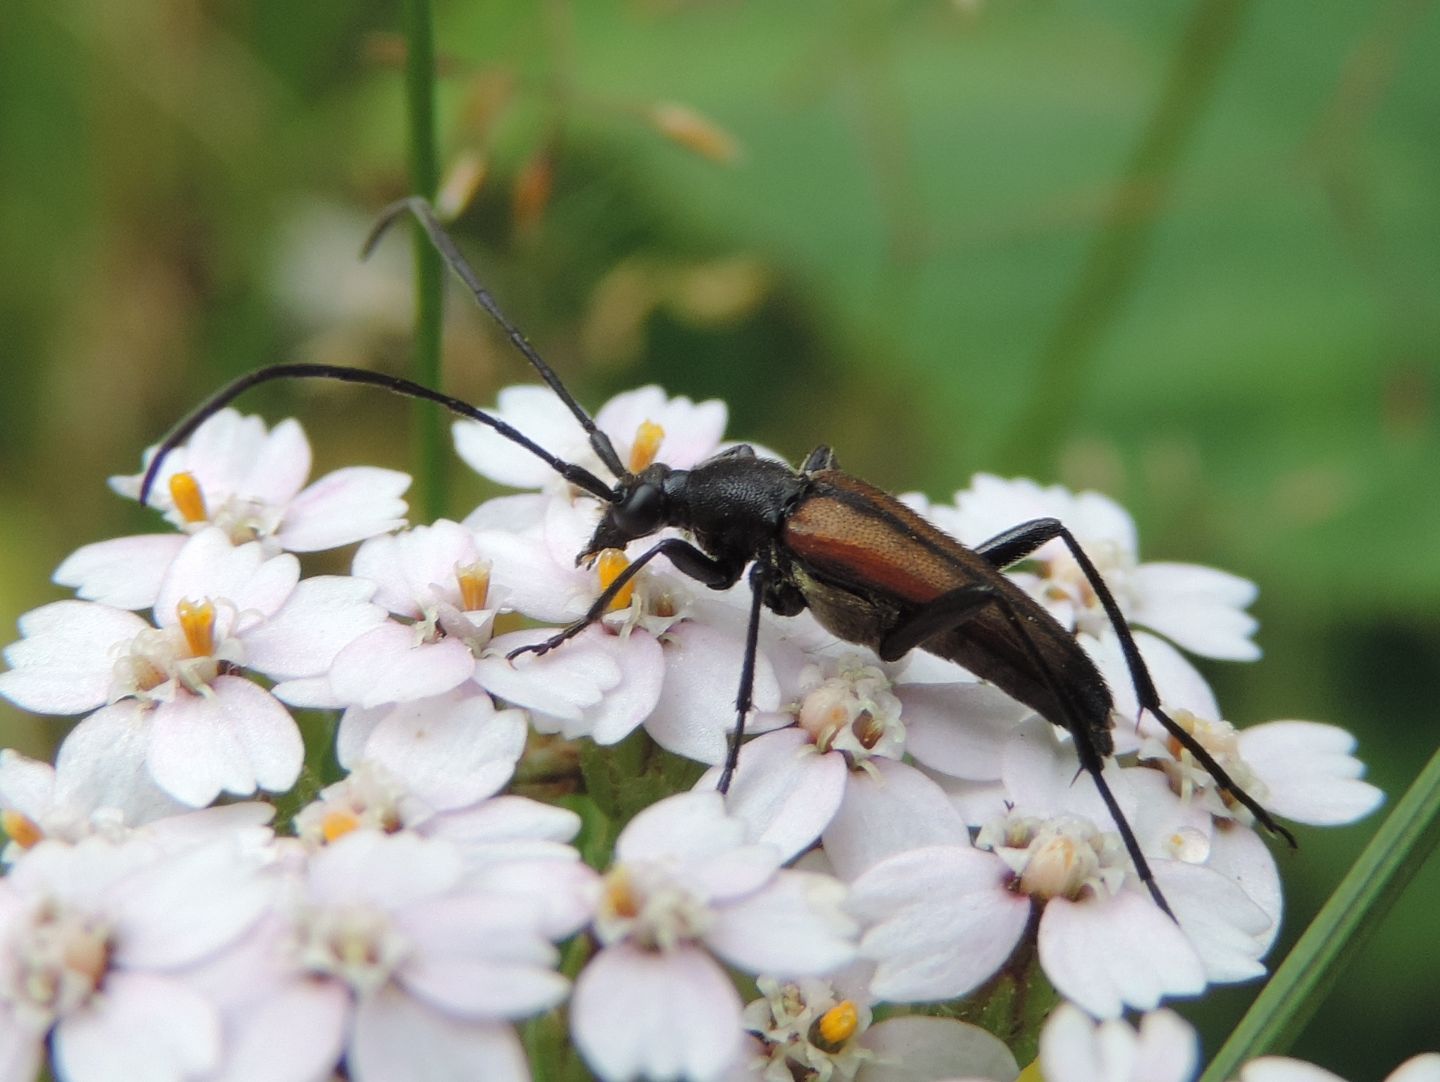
top-left (1199, 744), bottom-right (1440, 1082)
top-left (403, 0), bottom-right (446, 521)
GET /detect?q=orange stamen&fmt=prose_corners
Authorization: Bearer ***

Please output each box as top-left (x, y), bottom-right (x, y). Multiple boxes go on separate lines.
top-left (176, 599), bottom-right (217, 657)
top-left (168, 472), bottom-right (209, 523)
top-left (456, 560), bottom-right (492, 612)
top-left (628, 421), bottom-right (666, 473)
top-left (597, 549), bottom-right (636, 612)
top-left (321, 809), bottom-right (360, 843)
top-left (1, 809), bottom-right (42, 849)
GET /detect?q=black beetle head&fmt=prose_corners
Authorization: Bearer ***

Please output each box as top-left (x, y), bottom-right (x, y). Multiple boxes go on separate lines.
top-left (579, 463), bottom-right (681, 564)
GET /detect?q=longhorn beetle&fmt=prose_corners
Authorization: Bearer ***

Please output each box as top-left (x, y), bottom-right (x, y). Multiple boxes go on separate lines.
top-left (141, 197), bottom-right (1297, 917)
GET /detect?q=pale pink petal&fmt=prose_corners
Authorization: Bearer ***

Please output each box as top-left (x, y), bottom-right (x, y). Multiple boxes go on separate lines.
top-left (278, 466), bottom-right (410, 551)
top-left (645, 620), bottom-right (781, 765)
top-left (471, 527), bottom-right (590, 623)
top-left (242, 575), bottom-right (384, 678)
top-left (147, 677), bottom-right (302, 806)
top-left (1038, 891), bottom-right (1206, 1018)
top-left (902, 681), bottom-right (1033, 780)
top-left (700, 728), bottom-right (847, 862)
top-left (0, 1013), bottom-right (41, 1082)
top-left (308, 830), bottom-right (463, 909)
top-left (1239, 721), bottom-right (1384, 825)
top-left (1002, 715), bottom-right (1133, 827)
top-left (477, 631), bottom-right (606, 722)
top-left (351, 984), bottom-right (530, 1082)
top-left (212, 979), bottom-right (349, 1082)
top-left (459, 856), bottom-right (597, 940)
top-left (850, 846), bottom-right (1028, 1002)
top-left (329, 624), bottom-right (476, 708)
top-left (856, 1016), bottom-right (1018, 1082)
top-left (617, 791), bottom-right (746, 865)
top-left (400, 937), bottom-right (566, 1019)
top-left (822, 759), bottom-right (971, 881)
top-left (53, 534), bottom-right (189, 610)
top-left (53, 704), bottom-right (183, 824)
top-left (454, 384), bottom-right (591, 489)
top-left (154, 530), bottom-right (299, 631)
top-left (235, 416), bottom-right (312, 505)
top-left (364, 694), bottom-right (527, 810)
top-left (111, 841), bottom-right (273, 968)
top-left (54, 971), bottom-right (219, 1082)
top-left (572, 943), bottom-right (743, 1082)
top-left (352, 521), bottom-right (478, 616)
top-left (0, 749), bottom-right (55, 821)
top-left (706, 870), bottom-right (856, 976)
top-left (0, 601), bottom-right (147, 714)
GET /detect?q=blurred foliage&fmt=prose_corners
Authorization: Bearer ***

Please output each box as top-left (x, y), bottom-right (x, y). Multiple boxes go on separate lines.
top-left (1, 0), bottom-right (1436, 1077)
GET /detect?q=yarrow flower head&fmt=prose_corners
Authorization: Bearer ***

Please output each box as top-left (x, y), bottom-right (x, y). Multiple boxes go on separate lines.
top-left (0, 372), bottom-right (1396, 1082)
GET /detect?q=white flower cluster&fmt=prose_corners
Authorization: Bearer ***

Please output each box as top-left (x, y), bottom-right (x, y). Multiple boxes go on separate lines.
top-left (0, 386), bottom-right (1386, 1082)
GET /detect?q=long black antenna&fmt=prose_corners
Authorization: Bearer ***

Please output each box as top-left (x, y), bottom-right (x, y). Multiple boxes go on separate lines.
top-left (138, 364), bottom-right (617, 508)
top-left (364, 197), bottom-right (628, 481)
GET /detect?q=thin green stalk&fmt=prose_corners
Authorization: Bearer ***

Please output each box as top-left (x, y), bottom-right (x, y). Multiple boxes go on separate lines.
top-left (1001, 0), bottom-right (1251, 474)
top-left (1199, 745), bottom-right (1440, 1082)
top-left (403, 0), bottom-right (446, 521)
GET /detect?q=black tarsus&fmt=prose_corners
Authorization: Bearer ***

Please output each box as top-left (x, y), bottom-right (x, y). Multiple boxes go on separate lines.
top-left (137, 364), bottom-right (616, 509)
top-left (973, 517), bottom-right (1298, 849)
top-left (364, 197), bottom-right (628, 482)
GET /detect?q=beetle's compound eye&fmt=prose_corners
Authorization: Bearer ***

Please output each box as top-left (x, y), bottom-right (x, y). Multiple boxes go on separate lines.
top-left (613, 481), bottom-right (665, 539)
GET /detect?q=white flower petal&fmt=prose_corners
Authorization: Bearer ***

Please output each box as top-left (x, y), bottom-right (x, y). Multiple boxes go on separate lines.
top-left (147, 677), bottom-right (302, 806)
top-left (154, 530), bottom-right (298, 628)
top-left (351, 985), bottom-right (531, 1082)
top-left (365, 694), bottom-right (527, 810)
top-left (53, 534), bottom-right (188, 610)
top-left (242, 574), bottom-right (384, 679)
top-left (0, 601), bottom-right (148, 714)
top-left (53, 971), bottom-right (220, 1082)
top-left (572, 943), bottom-right (744, 1082)
top-left (822, 759), bottom-right (972, 881)
top-left (701, 728), bottom-right (847, 863)
top-left (850, 846), bottom-right (1028, 1003)
top-left (856, 1016), bottom-right (1018, 1082)
top-left (329, 624), bottom-right (476, 708)
top-left (706, 870), bottom-right (857, 976)
top-left (1239, 721), bottom-right (1384, 826)
top-left (1038, 891), bottom-right (1206, 1018)
top-left (210, 979), bottom-right (348, 1082)
top-left (278, 466), bottom-right (410, 551)
top-left (1129, 562), bottom-right (1259, 661)
top-left (1155, 861), bottom-right (1270, 983)
top-left (901, 681), bottom-right (1033, 780)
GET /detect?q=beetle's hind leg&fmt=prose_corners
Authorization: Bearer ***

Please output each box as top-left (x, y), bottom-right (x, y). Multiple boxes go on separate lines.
top-left (878, 582), bottom-right (1175, 919)
top-left (970, 518), bottom-right (1296, 848)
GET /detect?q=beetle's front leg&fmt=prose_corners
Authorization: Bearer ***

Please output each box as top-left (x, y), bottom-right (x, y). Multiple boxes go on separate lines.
top-left (507, 538), bottom-right (744, 660)
top-left (717, 560), bottom-right (769, 794)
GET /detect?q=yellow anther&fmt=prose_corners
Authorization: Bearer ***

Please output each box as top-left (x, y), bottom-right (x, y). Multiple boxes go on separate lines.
top-left (168, 472), bottom-right (209, 524)
top-left (810, 1000), bottom-right (859, 1052)
top-left (1, 809), bottom-right (42, 849)
top-left (321, 809), bottom-right (360, 843)
top-left (176, 599), bottom-right (217, 658)
top-left (628, 421), bottom-right (666, 473)
top-left (456, 560), bottom-right (492, 612)
top-left (597, 549), bottom-right (636, 612)
top-left (600, 867), bottom-right (640, 920)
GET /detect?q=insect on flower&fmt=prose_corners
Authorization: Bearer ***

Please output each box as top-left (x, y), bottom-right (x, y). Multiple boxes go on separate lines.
top-left (139, 197), bottom-right (1298, 916)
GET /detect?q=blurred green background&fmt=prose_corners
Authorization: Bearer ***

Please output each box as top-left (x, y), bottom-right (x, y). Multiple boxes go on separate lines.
top-left (1, 1), bottom-right (1436, 1076)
